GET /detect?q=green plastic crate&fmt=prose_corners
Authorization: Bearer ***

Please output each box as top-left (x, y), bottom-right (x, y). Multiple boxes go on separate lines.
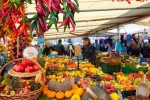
top-left (121, 67), bottom-right (138, 74)
top-left (138, 67), bottom-right (148, 73)
top-left (100, 62), bottom-right (121, 75)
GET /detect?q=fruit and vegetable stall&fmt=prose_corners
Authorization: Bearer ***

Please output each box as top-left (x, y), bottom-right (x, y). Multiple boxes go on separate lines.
top-left (0, 0), bottom-right (150, 100)
top-left (0, 54), bottom-right (150, 100)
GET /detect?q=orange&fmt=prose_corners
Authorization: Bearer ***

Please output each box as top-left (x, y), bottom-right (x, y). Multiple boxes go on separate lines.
top-left (65, 91), bottom-right (72, 98)
top-left (56, 92), bottom-right (65, 99)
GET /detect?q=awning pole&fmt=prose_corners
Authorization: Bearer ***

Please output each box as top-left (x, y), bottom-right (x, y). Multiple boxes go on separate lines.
top-left (117, 26), bottom-right (120, 41)
top-left (149, 20), bottom-right (150, 37)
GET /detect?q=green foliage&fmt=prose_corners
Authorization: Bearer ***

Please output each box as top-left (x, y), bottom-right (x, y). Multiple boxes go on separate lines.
top-left (8, 77), bottom-right (23, 91)
top-left (29, 81), bottom-right (40, 91)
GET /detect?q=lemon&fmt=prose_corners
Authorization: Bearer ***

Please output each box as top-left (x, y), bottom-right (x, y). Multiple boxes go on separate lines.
top-left (71, 94), bottom-right (81, 100)
top-left (109, 92), bottom-right (119, 100)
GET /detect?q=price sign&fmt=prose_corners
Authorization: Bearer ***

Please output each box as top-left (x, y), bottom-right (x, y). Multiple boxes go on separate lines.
top-left (74, 45), bottom-right (81, 56)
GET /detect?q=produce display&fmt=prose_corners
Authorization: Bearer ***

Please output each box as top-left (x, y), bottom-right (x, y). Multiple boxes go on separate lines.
top-left (2, 0), bottom-right (150, 99)
top-left (0, 53), bottom-right (150, 100)
top-left (0, 43), bottom-right (5, 53)
top-left (43, 82), bottom-right (84, 99)
top-left (79, 63), bottom-right (94, 69)
top-left (0, 58), bottom-right (45, 100)
top-left (6, 33), bottom-right (32, 59)
top-left (0, 75), bottom-right (41, 95)
top-left (12, 59), bottom-right (40, 73)
top-left (44, 58), bottom-right (77, 71)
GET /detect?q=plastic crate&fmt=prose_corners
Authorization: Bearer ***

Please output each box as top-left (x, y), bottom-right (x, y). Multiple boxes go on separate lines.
top-left (121, 67), bottom-right (138, 74)
top-left (121, 90), bottom-right (136, 98)
top-left (138, 67), bottom-right (148, 73)
top-left (100, 62), bottom-right (121, 75)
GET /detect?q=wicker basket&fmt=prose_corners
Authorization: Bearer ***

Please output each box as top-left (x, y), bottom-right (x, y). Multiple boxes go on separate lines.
top-left (0, 58), bottom-right (45, 100)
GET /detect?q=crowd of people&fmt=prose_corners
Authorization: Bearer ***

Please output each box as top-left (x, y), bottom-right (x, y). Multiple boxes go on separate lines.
top-left (36, 37), bottom-right (150, 65)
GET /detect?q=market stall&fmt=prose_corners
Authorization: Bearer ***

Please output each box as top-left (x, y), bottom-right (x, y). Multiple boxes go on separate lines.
top-left (1, 0), bottom-right (150, 100)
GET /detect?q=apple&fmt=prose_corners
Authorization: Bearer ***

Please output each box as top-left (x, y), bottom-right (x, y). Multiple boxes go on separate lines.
top-left (19, 63), bottom-right (27, 69)
top-left (110, 86), bottom-right (116, 90)
top-left (106, 89), bottom-right (111, 94)
top-left (21, 60), bottom-right (33, 66)
top-left (25, 67), bottom-right (34, 73)
top-left (33, 65), bottom-right (40, 71)
top-left (104, 84), bottom-right (111, 89)
top-left (13, 64), bottom-right (24, 72)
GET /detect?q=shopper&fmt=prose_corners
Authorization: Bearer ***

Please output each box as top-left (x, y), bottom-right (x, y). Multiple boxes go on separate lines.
top-left (130, 41), bottom-right (140, 57)
top-left (66, 44), bottom-right (75, 58)
top-left (43, 41), bottom-right (55, 56)
top-left (121, 43), bottom-right (127, 54)
top-left (141, 43), bottom-right (150, 58)
top-left (82, 37), bottom-right (96, 65)
top-left (107, 43), bottom-right (112, 52)
top-left (100, 41), bottom-right (107, 52)
top-left (55, 39), bottom-right (66, 55)
top-left (95, 40), bottom-right (99, 51)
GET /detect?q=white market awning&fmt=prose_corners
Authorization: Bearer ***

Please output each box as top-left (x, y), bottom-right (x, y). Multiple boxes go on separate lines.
top-left (25, 0), bottom-right (150, 39)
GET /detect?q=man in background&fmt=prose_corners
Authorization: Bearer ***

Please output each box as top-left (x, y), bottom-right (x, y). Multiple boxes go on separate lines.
top-left (82, 37), bottom-right (96, 65)
top-left (55, 39), bottom-right (66, 55)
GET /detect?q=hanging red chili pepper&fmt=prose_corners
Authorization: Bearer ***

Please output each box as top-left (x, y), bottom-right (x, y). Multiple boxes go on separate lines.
top-left (59, 17), bottom-right (69, 27)
top-left (68, 16), bottom-right (75, 32)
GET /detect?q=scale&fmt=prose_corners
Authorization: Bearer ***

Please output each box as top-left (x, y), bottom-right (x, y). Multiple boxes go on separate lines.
top-left (23, 46), bottom-right (39, 58)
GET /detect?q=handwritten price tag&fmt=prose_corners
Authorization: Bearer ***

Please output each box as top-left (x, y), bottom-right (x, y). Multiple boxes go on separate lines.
top-left (75, 45), bottom-right (82, 56)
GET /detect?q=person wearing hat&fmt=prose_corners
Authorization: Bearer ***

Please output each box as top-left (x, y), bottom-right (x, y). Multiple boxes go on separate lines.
top-left (82, 37), bottom-right (96, 65)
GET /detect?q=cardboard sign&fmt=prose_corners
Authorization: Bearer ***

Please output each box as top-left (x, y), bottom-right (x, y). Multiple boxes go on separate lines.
top-left (74, 45), bottom-right (82, 56)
